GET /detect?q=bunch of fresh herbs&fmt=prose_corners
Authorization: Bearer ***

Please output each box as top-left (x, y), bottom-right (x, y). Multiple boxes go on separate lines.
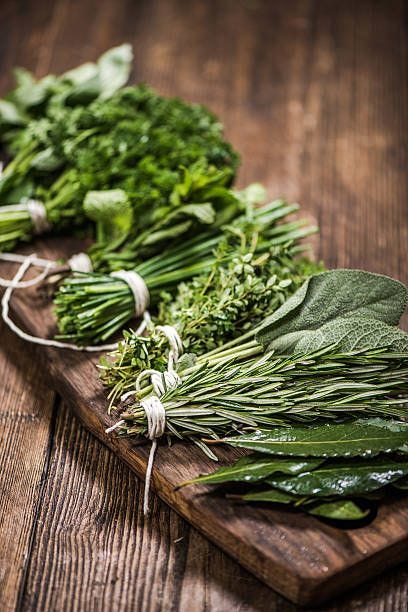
top-left (0, 47), bottom-right (238, 251)
top-left (101, 270), bottom-right (408, 523)
top-left (180, 419), bottom-right (408, 523)
top-left (54, 197), bottom-right (317, 344)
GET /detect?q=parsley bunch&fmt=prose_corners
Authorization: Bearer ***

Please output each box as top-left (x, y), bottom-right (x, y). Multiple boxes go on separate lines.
top-left (0, 48), bottom-right (238, 252)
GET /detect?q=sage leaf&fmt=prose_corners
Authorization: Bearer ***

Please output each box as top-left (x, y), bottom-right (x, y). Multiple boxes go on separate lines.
top-left (224, 419), bottom-right (408, 457)
top-left (184, 455), bottom-right (324, 486)
top-left (256, 270), bottom-right (408, 353)
top-left (266, 458), bottom-right (408, 496)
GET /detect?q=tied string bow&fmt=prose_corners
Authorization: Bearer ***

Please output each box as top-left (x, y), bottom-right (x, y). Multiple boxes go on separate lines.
top-left (106, 325), bottom-right (183, 515)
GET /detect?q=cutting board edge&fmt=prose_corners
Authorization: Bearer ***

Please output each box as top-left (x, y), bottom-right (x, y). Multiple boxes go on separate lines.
top-left (35, 343), bottom-right (408, 606)
top-left (3, 265), bottom-right (408, 607)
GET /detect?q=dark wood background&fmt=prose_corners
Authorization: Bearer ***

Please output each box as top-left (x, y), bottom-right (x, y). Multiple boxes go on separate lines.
top-left (0, 0), bottom-right (407, 610)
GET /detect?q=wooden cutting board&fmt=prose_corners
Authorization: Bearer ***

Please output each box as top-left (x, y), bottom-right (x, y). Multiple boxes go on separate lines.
top-left (2, 237), bottom-right (408, 606)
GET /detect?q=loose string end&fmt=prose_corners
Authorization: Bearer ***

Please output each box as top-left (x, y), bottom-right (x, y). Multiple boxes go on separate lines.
top-left (143, 439), bottom-right (158, 516)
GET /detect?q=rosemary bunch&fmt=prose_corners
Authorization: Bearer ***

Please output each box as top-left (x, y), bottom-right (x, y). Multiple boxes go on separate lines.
top-left (106, 347), bottom-right (408, 457)
top-left (54, 198), bottom-right (317, 344)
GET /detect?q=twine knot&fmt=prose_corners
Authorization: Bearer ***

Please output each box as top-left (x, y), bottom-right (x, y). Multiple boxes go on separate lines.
top-left (68, 252), bottom-right (93, 273)
top-left (111, 270), bottom-right (149, 317)
top-left (25, 199), bottom-right (51, 234)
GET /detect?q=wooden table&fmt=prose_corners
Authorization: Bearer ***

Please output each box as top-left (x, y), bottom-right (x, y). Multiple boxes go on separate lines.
top-left (0, 1), bottom-right (407, 610)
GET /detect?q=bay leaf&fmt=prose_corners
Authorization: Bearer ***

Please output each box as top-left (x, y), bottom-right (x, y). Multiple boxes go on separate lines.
top-left (184, 455), bottom-right (324, 486)
top-left (224, 419), bottom-right (408, 457)
top-left (266, 458), bottom-right (408, 496)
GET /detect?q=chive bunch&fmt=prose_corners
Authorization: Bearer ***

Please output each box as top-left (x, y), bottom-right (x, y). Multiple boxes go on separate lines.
top-left (54, 198), bottom-right (317, 344)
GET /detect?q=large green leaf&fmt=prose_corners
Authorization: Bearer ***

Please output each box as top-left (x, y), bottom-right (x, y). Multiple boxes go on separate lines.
top-left (184, 455), bottom-right (324, 486)
top-left (63, 44), bottom-right (133, 102)
top-left (97, 44), bottom-right (133, 100)
top-left (255, 270), bottom-right (408, 353)
top-left (224, 419), bottom-right (408, 457)
top-left (266, 458), bottom-right (408, 496)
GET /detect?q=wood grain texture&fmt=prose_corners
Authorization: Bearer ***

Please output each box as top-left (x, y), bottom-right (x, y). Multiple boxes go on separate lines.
top-left (0, 0), bottom-right (407, 609)
top-left (0, 322), bottom-right (56, 611)
top-left (2, 237), bottom-right (408, 606)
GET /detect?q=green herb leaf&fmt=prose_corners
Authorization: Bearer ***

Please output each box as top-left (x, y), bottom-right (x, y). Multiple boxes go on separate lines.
top-left (242, 488), bottom-right (371, 521)
top-left (0, 99), bottom-right (27, 126)
top-left (224, 419), bottom-right (408, 457)
top-left (306, 499), bottom-right (370, 520)
top-left (241, 488), bottom-right (296, 504)
top-left (184, 455), bottom-right (324, 486)
top-left (256, 270), bottom-right (408, 353)
top-left (84, 188), bottom-right (133, 243)
top-left (97, 44), bottom-right (133, 100)
top-left (266, 457), bottom-right (408, 496)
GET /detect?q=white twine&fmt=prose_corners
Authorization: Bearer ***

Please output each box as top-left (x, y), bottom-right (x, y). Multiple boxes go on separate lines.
top-left (111, 270), bottom-right (149, 317)
top-left (105, 324), bottom-right (184, 515)
top-left (0, 252), bottom-right (154, 352)
top-left (0, 252), bottom-right (57, 288)
top-left (26, 199), bottom-right (51, 234)
top-left (67, 252), bottom-right (93, 273)
top-left (0, 254), bottom-right (119, 352)
top-left (2, 199), bottom-right (51, 234)
top-left (0, 251), bottom-right (93, 288)
top-left (155, 325), bottom-right (183, 368)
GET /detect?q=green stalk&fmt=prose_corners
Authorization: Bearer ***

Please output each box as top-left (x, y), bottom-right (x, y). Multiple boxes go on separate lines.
top-left (112, 348), bottom-right (408, 444)
top-left (55, 199), bottom-right (318, 344)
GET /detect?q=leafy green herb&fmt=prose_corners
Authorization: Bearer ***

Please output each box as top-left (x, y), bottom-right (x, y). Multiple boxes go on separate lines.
top-left (180, 455), bottom-right (324, 486)
top-left (224, 419), bottom-right (408, 457)
top-left (0, 44), bottom-right (133, 134)
top-left (305, 499), bottom-right (370, 521)
top-left (265, 457), bottom-right (408, 497)
top-left (181, 441), bottom-right (408, 523)
top-left (256, 270), bottom-right (408, 353)
top-left (0, 49), bottom-right (238, 251)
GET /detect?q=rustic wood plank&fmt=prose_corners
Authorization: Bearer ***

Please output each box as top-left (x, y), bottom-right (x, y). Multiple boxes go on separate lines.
top-left (3, 237), bottom-right (407, 606)
top-left (1, 0), bottom-right (407, 608)
top-left (0, 322), bottom-right (56, 611)
top-left (0, 2), bottom-right (59, 609)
